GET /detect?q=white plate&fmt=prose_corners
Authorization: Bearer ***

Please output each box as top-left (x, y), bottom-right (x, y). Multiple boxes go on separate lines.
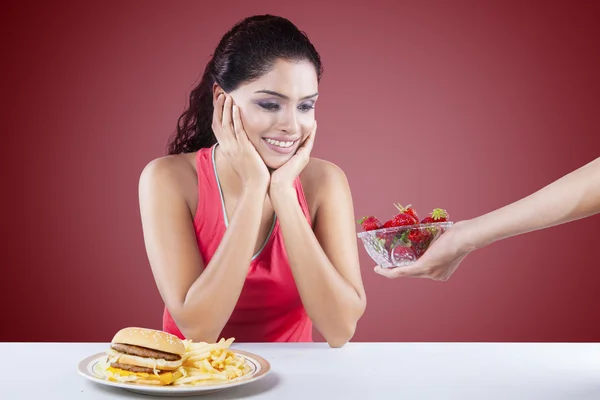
top-left (77, 349), bottom-right (271, 397)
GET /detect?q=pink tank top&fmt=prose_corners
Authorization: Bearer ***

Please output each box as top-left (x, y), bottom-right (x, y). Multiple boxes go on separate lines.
top-left (162, 144), bottom-right (313, 342)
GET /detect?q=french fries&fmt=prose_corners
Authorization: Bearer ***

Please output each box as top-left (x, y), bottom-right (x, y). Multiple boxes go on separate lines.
top-left (173, 337), bottom-right (252, 386)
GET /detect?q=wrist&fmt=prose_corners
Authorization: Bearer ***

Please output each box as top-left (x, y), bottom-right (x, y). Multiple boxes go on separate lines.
top-left (269, 171), bottom-right (296, 191)
top-left (454, 218), bottom-right (493, 252)
top-left (243, 177), bottom-right (269, 194)
top-left (241, 184), bottom-right (268, 202)
top-left (269, 185), bottom-right (296, 207)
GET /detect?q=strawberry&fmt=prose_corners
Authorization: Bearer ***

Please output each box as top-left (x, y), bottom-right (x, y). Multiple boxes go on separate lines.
top-left (421, 208), bottom-right (449, 224)
top-left (383, 212), bottom-right (418, 228)
top-left (408, 228), bottom-right (427, 243)
top-left (374, 224), bottom-right (409, 253)
top-left (357, 216), bottom-right (382, 231)
top-left (410, 229), bottom-right (434, 257)
top-left (376, 230), bottom-right (397, 251)
top-left (394, 203), bottom-right (420, 222)
top-left (391, 245), bottom-right (417, 265)
top-left (386, 229), bottom-right (410, 247)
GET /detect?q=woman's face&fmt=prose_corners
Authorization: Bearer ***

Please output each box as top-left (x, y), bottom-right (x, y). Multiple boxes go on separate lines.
top-left (221, 59), bottom-right (319, 170)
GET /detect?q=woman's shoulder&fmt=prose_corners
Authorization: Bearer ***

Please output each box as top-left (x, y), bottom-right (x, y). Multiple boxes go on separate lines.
top-left (301, 157), bottom-right (352, 209)
top-left (302, 157), bottom-right (349, 187)
top-left (140, 152), bottom-right (197, 185)
top-left (139, 152), bottom-right (199, 208)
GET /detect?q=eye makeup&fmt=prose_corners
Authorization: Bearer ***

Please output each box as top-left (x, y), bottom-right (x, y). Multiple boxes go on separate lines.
top-left (254, 100), bottom-right (315, 112)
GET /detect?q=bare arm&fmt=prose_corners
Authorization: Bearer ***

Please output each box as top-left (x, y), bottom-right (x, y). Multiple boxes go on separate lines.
top-left (138, 158), bottom-right (265, 342)
top-left (376, 156), bottom-right (600, 280)
top-left (464, 156), bottom-right (600, 250)
top-left (270, 161), bottom-right (367, 347)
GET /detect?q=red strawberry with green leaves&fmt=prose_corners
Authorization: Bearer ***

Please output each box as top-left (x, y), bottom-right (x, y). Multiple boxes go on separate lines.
top-left (378, 206), bottom-right (419, 251)
top-left (394, 203), bottom-right (420, 222)
top-left (383, 212), bottom-right (418, 228)
top-left (383, 214), bottom-right (412, 228)
top-left (421, 208), bottom-right (449, 224)
top-left (357, 216), bottom-right (382, 231)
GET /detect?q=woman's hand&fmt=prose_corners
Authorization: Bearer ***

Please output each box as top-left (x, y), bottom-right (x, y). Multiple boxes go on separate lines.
top-left (270, 121), bottom-right (317, 194)
top-left (374, 221), bottom-right (474, 281)
top-left (212, 94), bottom-right (270, 191)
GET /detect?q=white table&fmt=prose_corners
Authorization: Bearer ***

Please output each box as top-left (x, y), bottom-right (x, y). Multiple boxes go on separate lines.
top-left (1, 342), bottom-right (599, 399)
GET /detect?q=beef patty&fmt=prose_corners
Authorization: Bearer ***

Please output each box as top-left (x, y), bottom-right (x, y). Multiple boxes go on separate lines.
top-left (111, 343), bottom-right (182, 361)
top-left (110, 362), bottom-right (155, 374)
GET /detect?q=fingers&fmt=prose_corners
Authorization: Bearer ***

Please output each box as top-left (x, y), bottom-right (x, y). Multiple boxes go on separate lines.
top-left (375, 240), bottom-right (443, 279)
top-left (222, 95), bottom-right (233, 133)
top-left (304, 120), bottom-right (317, 149)
top-left (373, 261), bottom-right (432, 280)
top-left (373, 266), bottom-right (407, 279)
top-left (395, 263), bottom-right (430, 278)
top-left (214, 93), bottom-right (225, 124)
top-left (232, 105), bottom-right (248, 143)
top-left (212, 93), bottom-right (225, 141)
top-left (213, 94), bottom-right (240, 148)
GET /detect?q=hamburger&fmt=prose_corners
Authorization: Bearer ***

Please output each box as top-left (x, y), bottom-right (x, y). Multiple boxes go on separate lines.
top-left (103, 327), bottom-right (185, 385)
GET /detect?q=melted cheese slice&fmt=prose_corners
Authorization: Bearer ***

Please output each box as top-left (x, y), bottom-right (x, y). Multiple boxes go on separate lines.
top-left (106, 367), bottom-right (182, 385)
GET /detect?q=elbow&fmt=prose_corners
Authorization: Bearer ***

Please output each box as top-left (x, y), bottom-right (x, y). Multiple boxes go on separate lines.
top-left (325, 297), bottom-right (366, 348)
top-left (325, 323), bottom-right (356, 348)
top-left (170, 307), bottom-right (220, 344)
top-left (183, 330), bottom-right (219, 344)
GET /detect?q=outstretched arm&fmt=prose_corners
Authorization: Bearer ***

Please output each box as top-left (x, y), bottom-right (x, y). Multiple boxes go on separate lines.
top-left (463, 155), bottom-right (600, 248)
top-left (376, 156), bottom-right (600, 280)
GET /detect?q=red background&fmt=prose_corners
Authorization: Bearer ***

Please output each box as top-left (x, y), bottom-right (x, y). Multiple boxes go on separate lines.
top-left (2, 1), bottom-right (599, 342)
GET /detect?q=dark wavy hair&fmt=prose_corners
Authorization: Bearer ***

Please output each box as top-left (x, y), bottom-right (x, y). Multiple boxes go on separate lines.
top-left (167, 15), bottom-right (324, 155)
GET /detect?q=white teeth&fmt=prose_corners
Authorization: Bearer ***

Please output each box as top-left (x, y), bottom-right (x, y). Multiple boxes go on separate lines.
top-left (265, 138), bottom-right (294, 148)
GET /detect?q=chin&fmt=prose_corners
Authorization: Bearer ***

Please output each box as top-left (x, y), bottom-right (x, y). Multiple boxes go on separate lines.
top-left (253, 140), bottom-right (298, 170)
top-left (262, 154), bottom-right (292, 170)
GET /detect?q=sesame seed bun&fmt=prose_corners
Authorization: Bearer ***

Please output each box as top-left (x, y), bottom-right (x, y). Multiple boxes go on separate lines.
top-left (110, 327), bottom-right (186, 356)
top-left (104, 327), bottom-right (186, 385)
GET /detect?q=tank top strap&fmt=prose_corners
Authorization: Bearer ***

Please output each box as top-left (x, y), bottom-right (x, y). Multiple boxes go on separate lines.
top-left (293, 175), bottom-right (312, 228)
top-left (192, 145), bottom-right (223, 232)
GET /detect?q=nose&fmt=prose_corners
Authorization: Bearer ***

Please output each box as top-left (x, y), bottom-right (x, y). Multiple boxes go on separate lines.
top-left (279, 107), bottom-right (300, 136)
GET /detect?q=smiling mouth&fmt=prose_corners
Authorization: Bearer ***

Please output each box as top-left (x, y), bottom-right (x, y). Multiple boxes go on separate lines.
top-left (263, 138), bottom-right (297, 148)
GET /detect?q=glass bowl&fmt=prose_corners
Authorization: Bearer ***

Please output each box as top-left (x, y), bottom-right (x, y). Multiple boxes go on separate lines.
top-left (357, 222), bottom-right (453, 268)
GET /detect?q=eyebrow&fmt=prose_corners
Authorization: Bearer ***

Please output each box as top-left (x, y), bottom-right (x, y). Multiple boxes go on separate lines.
top-left (254, 90), bottom-right (319, 101)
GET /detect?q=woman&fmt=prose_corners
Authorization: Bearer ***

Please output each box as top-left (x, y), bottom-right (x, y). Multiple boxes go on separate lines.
top-left (138, 15), bottom-right (366, 348)
top-left (375, 155), bottom-right (600, 281)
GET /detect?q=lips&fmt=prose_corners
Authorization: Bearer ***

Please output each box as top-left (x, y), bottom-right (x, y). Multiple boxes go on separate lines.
top-left (262, 136), bottom-right (299, 154)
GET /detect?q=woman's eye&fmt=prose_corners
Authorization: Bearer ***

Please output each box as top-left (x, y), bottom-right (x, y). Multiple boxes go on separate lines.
top-left (298, 103), bottom-right (315, 112)
top-left (257, 101), bottom-right (314, 112)
top-left (258, 102), bottom-right (280, 111)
